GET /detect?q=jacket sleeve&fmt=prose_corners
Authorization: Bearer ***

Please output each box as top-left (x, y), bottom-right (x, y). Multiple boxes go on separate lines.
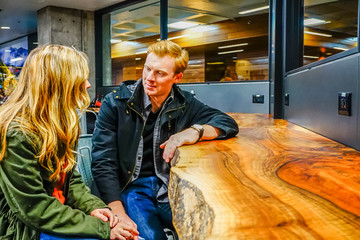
top-left (0, 131), bottom-right (110, 239)
top-left (66, 170), bottom-right (109, 214)
top-left (184, 92), bottom-right (239, 138)
top-left (91, 95), bottom-right (123, 204)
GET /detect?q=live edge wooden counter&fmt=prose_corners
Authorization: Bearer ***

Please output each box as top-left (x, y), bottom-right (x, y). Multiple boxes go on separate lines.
top-left (168, 113), bottom-right (360, 240)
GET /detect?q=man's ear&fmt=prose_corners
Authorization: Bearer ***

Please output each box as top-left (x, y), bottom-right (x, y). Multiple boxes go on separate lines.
top-left (174, 72), bottom-right (183, 83)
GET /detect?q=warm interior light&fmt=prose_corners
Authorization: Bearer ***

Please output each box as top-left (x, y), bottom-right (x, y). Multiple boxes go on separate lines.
top-left (334, 47), bottom-right (348, 51)
top-left (110, 39), bottom-right (122, 44)
top-left (157, 35), bottom-right (189, 41)
top-left (218, 49), bottom-right (244, 55)
top-left (168, 21), bottom-right (199, 29)
top-left (136, 50), bottom-right (147, 55)
top-left (218, 43), bottom-right (248, 49)
top-left (207, 62), bottom-right (224, 65)
top-left (135, 58), bottom-right (141, 60)
top-left (1, 26), bottom-right (10, 29)
top-left (304, 55), bottom-right (319, 59)
top-left (304, 18), bottom-right (330, 26)
top-left (304, 31), bottom-right (332, 37)
top-left (239, 6), bottom-right (269, 15)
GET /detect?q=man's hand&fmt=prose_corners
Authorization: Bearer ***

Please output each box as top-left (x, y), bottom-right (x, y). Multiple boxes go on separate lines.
top-left (108, 201), bottom-right (139, 239)
top-left (160, 125), bottom-right (222, 163)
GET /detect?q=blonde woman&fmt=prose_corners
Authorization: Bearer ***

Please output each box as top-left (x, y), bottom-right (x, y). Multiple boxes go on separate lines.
top-left (0, 45), bottom-right (139, 240)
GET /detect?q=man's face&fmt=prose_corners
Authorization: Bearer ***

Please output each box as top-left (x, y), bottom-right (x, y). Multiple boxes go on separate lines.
top-left (142, 52), bottom-right (182, 100)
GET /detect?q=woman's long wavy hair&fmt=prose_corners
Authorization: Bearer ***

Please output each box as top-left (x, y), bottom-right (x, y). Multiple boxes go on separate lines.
top-left (0, 44), bottom-right (90, 181)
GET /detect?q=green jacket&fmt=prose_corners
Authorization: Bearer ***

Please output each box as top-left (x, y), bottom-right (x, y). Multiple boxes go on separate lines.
top-left (0, 127), bottom-right (111, 240)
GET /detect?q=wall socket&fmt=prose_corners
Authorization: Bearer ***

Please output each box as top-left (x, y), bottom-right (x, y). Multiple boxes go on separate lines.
top-left (284, 93), bottom-right (289, 106)
top-left (252, 94), bottom-right (264, 103)
top-left (338, 92), bottom-right (351, 116)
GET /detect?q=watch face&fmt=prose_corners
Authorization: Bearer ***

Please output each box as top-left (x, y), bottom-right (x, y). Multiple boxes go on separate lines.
top-left (193, 124), bottom-right (203, 131)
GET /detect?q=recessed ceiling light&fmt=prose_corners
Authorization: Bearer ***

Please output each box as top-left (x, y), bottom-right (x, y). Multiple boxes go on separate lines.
top-left (110, 39), bottom-right (122, 44)
top-left (10, 57), bottom-right (23, 62)
top-left (168, 21), bottom-right (199, 29)
top-left (304, 55), bottom-right (319, 59)
top-left (218, 49), bottom-right (244, 55)
top-left (304, 18), bottom-right (330, 26)
top-left (239, 6), bottom-right (269, 15)
top-left (334, 47), bottom-right (348, 51)
top-left (218, 43), bottom-right (248, 49)
top-left (304, 30), bottom-right (332, 37)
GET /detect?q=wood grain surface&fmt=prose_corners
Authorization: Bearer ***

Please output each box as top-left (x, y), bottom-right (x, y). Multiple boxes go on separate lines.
top-left (168, 113), bottom-right (360, 240)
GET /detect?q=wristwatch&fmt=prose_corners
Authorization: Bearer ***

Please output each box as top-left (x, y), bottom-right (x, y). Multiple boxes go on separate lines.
top-left (190, 124), bottom-right (204, 142)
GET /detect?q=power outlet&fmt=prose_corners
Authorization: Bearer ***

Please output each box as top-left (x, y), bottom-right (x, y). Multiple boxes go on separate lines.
top-left (284, 93), bottom-right (289, 106)
top-left (252, 94), bottom-right (264, 104)
top-left (338, 92), bottom-right (351, 116)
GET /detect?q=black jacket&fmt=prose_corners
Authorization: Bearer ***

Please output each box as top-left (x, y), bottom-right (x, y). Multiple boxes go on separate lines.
top-left (91, 81), bottom-right (239, 204)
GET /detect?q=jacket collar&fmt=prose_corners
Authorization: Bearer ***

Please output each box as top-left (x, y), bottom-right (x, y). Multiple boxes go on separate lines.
top-left (116, 79), bottom-right (186, 113)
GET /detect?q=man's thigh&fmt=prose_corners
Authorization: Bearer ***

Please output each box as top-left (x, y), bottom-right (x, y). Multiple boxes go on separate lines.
top-left (122, 177), bottom-right (168, 240)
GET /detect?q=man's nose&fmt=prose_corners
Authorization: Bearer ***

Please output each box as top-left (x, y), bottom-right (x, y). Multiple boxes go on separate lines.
top-left (146, 70), bottom-right (155, 80)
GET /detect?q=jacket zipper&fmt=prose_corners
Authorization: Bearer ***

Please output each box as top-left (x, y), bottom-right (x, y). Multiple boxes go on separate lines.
top-left (122, 105), bottom-right (146, 190)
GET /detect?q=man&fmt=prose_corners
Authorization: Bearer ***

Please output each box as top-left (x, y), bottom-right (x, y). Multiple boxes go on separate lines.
top-left (91, 40), bottom-right (239, 240)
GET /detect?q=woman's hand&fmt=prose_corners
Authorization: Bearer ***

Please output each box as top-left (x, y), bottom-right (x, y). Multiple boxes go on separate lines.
top-left (90, 208), bottom-right (119, 228)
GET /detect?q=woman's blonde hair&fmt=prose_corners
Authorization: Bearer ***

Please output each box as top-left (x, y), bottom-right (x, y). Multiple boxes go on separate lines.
top-left (147, 40), bottom-right (189, 74)
top-left (0, 44), bottom-right (90, 181)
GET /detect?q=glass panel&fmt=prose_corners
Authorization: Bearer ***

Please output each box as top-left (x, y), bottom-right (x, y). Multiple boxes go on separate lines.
top-left (168, 0), bottom-right (269, 83)
top-left (108, 0), bottom-right (269, 85)
top-left (303, 0), bottom-right (358, 65)
top-left (0, 36), bottom-right (30, 103)
top-left (110, 0), bottom-right (160, 86)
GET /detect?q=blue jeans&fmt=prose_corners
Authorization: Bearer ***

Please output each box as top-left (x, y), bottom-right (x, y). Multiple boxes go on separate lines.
top-left (39, 233), bottom-right (99, 240)
top-left (122, 176), bottom-right (174, 240)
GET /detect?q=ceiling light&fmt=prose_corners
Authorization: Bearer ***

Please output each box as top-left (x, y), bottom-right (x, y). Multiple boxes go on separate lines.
top-left (207, 62), bottom-right (224, 65)
top-left (168, 35), bottom-right (189, 40)
top-left (136, 50), bottom-right (147, 55)
top-left (110, 39), bottom-right (122, 44)
top-left (10, 57), bottom-right (23, 62)
top-left (239, 6), bottom-right (269, 15)
top-left (304, 31), bottom-right (332, 37)
top-left (304, 18), bottom-right (330, 26)
top-left (1, 26), bottom-right (10, 29)
top-left (188, 60), bottom-right (202, 65)
top-left (157, 35), bottom-right (189, 41)
top-left (218, 49), bottom-right (244, 55)
top-left (304, 55), bottom-right (319, 59)
top-left (5, 50), bottom-right (11, 52)
top-left (135, 58), bottom-right (141, 60)
top-left (334, 47), bottom-right (348, 51)
top-left (218, 43), bottom-right (248, 49)
top-left (189, 25), bottom-right (217, 33)
top-left (168, 21), bottom-right (199, 29)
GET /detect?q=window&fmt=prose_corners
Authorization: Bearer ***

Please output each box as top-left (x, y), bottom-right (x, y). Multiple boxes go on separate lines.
top-left (303, 0), bottom-right (358, 65)
top-left (103, 0), bottom-right (269, 86)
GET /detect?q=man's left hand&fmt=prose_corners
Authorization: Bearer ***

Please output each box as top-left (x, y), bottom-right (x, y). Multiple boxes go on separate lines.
top-left (160, 127), bottom-right (200, 163)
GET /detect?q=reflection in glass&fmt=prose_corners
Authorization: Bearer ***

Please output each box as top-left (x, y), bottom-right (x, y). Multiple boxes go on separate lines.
top-left (303, 0), bottom-right (358, 65)
top-left (109, 0), bottom-right (269, 85)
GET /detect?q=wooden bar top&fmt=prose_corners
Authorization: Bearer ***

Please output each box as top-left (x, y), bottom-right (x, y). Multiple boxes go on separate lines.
top-left (168, 113), bottom-right (360, 240)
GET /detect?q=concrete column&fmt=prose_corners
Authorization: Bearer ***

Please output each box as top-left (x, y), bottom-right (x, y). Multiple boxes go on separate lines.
top-left (37, 6), bottom-right (96, 99)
